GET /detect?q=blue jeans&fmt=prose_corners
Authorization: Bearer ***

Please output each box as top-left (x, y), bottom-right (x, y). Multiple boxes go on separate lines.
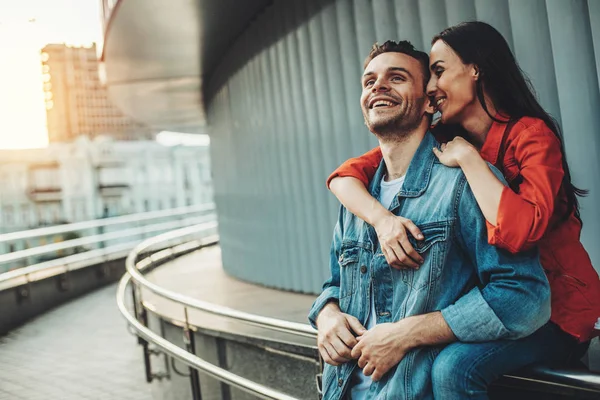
top-left (431, 322), bottom-right (582, 400)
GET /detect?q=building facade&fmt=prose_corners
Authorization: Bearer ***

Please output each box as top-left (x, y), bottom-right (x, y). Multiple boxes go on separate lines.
top-left (41, 43), bottom-right (155, 142)
top-left (0, 136), bottom-right (212, 234)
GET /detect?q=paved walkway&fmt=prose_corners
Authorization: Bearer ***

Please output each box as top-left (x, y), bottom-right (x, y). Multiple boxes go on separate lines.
top-left (0, 284), bottom-right (153, 400)
top-left (0, 245), bottom-right (320, 400)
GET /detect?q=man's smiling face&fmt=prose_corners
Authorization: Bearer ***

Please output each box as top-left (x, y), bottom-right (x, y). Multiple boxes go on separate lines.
top-left (360, 52), bottom-right (429, 137)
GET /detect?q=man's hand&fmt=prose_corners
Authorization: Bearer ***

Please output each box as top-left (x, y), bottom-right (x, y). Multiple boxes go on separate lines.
top-left (316, 302), bottom-right (366, 366)
top-left (351, 313), bottom-right (456, 381)
top-left (350, 322), bottom-right (411, 381)
top-left (372, 213), bottom-right (424, 269)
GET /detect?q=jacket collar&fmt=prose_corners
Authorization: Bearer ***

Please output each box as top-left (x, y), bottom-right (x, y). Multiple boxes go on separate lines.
top-left (368, 131), bottom-right (438, 200)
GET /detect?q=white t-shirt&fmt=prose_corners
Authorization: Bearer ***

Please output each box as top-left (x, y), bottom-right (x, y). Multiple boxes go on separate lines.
top-left (351, 174), bottom-right (405, 399)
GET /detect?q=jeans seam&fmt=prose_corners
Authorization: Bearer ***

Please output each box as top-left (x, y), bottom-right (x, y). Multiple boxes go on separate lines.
top-left (461, 340), bottom-right (516, 396)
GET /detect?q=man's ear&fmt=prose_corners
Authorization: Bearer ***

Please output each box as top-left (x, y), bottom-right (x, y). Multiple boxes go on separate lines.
top-left (424, 96), bottom-right (435, 116)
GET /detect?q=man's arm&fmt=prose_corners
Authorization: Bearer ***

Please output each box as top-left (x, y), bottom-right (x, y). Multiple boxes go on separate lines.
top-left (308, 206), bottom-right (366, 366)
top-left (308, 213), bottom-right (344, 328)
top-left (440, 170), bottom-right (551, 342)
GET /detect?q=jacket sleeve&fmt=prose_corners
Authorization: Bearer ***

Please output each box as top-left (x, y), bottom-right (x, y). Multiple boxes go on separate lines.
top-left (326, 147), bottom-right (383, 189)
top-left (488, 122), bottom-right (564, 253)
top-left (441, 167), bottom-right (551, 342)
top-left (308, 206), bottom-right (344, 329)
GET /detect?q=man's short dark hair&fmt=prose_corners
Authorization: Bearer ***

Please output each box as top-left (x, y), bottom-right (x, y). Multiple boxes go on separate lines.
top-left (363, 40), bottom-right (431, 89)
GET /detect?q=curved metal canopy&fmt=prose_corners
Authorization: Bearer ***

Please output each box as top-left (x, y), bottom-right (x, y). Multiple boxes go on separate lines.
top-left (102, 0), bottom-right (270, 133)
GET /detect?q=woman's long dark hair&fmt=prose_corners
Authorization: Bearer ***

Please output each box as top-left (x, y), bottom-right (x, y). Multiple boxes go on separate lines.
top-left (433, 21), bottom-right (587, 223)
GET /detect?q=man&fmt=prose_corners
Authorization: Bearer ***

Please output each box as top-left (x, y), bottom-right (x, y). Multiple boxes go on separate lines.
top-left (307, 41), bottom-right (551, 399)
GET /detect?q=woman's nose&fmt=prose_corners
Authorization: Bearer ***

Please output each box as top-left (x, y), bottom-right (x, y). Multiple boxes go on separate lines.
top-left (426, 78), bottom-right (437, 97)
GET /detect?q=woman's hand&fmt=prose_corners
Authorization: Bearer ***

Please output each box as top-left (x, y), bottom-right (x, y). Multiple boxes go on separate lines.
top-left (432, 136), bottom-right (478, 168)
top-left (372, 212), bottom-right (424, 269)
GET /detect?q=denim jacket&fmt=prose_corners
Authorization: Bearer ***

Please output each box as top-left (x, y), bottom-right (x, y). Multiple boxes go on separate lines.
top-left (308, 132), bottom-right (551, 400)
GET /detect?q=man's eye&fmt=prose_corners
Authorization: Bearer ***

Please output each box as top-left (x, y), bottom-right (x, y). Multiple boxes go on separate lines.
top-left (391, 76), bottom-right (405, 82)
top-left (365, 80), bottom-right (375, 87)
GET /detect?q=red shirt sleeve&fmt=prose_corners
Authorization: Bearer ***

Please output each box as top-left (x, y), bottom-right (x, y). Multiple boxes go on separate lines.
top-left (488, 121), bottom-right (565, 253)
top-left (326, 147), bottom-right (383, 189)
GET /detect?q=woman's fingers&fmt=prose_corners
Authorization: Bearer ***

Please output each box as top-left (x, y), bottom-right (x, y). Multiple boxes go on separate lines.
top-left (388, 241), bottom-right (420, 269)
top-left (381, 245), bottom-right (400, 268)
top-left (401, 218), bottom-right (424, 240)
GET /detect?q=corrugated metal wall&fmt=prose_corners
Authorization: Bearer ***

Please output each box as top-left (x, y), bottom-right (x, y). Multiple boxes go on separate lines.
top-left (206, 0), bottom-right (600, 294)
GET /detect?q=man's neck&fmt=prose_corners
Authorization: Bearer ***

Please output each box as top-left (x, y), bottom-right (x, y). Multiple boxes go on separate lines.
top-left (377, 127), bottom-right (427, 182)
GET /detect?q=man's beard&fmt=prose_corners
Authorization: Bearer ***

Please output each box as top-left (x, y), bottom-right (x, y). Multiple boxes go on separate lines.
top-left (364, 101), bottom-right (425, 140)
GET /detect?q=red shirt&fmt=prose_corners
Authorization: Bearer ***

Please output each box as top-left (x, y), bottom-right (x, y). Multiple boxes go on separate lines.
top-left (327, 117), bottom-right (600, 342)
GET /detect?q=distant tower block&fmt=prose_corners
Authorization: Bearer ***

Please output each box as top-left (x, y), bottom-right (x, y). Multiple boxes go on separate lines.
top-left (41, 43), bottom-right (156, 143)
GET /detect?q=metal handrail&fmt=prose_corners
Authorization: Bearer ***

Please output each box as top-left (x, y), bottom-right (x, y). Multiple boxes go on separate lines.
top-left (0, 240), bottom-right (136, 287)
top-left (0, 214), bottom-right (212, 265)
top-left (124, 224), bottom-right (317, 339)
top-left (117, 272), bottom-right (298, 400)
top-left (0, 205), bottom-right (216, 290)
top-left (0, 203), bottom-right (214, 243)
top-left (117, 223), bottom-right (318, 399)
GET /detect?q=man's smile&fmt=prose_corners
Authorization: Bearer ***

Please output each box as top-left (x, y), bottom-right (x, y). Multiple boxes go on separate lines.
top-left (368, 96), bottom-right (400, 109)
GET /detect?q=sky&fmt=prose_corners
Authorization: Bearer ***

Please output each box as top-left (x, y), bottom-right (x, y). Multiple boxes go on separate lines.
top-left (0, 0), bottom-right (102, 149)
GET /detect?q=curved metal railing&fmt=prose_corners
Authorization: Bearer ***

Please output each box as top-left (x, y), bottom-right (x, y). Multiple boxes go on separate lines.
top-left (117, 223), bottom-right (317, 400)
top-left (0, 204), bottom-right (215, 290)
top-left (117, 222), bottom-right (600, 400)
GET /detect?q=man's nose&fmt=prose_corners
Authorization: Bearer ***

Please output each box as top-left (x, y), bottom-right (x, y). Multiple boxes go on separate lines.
top-left (372, 79), bottom-right (389, 92)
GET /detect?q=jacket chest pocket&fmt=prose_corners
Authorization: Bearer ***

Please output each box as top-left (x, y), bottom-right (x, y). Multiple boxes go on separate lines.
top-left (402, 221), bottom-right (450, 291)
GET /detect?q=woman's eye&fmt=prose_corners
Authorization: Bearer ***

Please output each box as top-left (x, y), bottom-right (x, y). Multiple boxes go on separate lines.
top-left (435, 68), bottom-right (444, 77)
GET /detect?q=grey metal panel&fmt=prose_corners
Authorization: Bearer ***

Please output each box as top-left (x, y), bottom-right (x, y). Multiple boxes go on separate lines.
top-left (395, 0), bottom-right (425, 51)
top-left (546, 0), bottom-right (600, 273)
top-left (508, 0), bottom-right (562, 124)
top-left (207, 0), bottom-right (600, 293)
top-left (445, 0), bottom-right (477, 26)
top-left (373, 0), bottom-right (399, 42)
top-left (475, 0), bottom-right (514, 50)
top-left (588, 0), bottom-right (600, 91)
top-left (335, 0), bottom-right (369, 156)
top-left (418, 1), bottom-right (449, 51)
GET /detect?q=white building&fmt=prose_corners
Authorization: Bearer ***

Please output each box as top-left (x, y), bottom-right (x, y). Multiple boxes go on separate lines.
top-left (0, 135), bottom-right (212, 234)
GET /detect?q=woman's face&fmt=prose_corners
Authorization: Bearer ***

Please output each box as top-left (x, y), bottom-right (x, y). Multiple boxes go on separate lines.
top-left (426, 39), bottom-right (478, 124)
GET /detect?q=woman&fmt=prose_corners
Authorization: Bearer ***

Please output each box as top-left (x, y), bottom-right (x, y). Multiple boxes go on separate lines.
top-left (327, 21), bottom-right (600, 398)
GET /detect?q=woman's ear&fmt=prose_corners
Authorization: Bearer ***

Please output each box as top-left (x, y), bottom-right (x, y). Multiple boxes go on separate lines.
top-left (472, 65), bottom-right (480, 81)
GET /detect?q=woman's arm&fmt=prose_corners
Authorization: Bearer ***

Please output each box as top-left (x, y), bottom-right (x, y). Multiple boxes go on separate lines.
top-left (433, 137), bottom-right (503, 224)
top-left (434, 123), bottom-right (564, 253)
top-left (328, 147), bottom-right (424, 268)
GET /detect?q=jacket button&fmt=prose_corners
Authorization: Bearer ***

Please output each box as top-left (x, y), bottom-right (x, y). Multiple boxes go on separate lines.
top-left (338, 378), bottom-right (344, 387)
top-left (360, 265), bottom-right (367, 274)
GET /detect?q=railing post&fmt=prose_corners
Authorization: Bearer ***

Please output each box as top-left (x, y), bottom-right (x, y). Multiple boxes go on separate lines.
top-left (183, 307), bottom-right (202, 400)
top-left (140, 307), bottom-right (154, 383)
